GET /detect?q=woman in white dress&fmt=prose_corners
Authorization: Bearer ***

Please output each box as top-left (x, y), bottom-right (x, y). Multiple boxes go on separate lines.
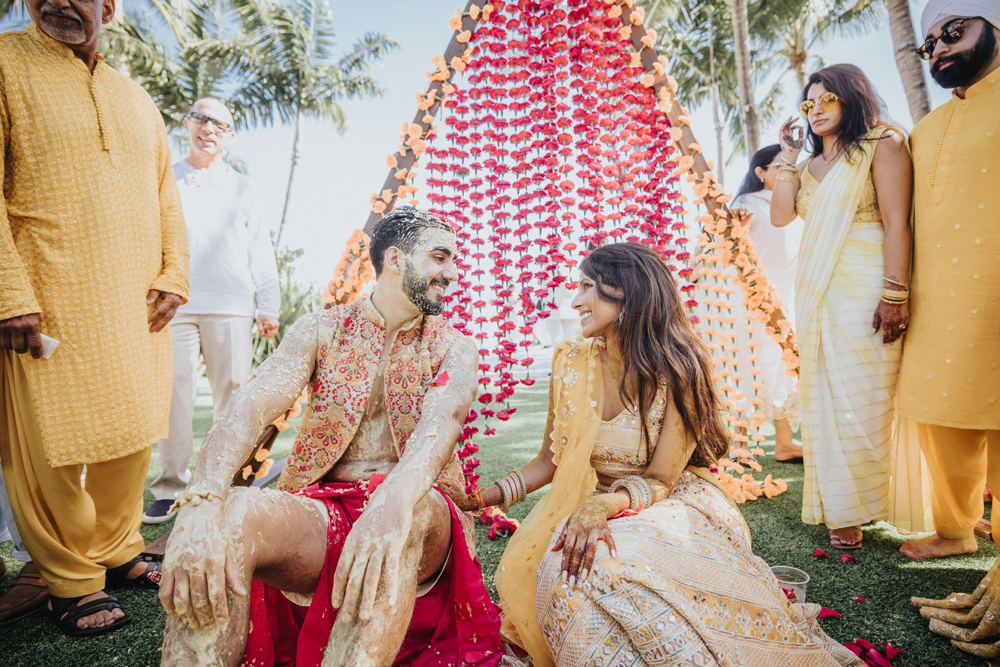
top-left (730, 144), bottom-right (804, 462)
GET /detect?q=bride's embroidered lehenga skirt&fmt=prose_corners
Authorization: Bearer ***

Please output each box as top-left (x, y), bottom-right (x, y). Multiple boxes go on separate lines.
top-left (535, 471), bottom-right (862, 667)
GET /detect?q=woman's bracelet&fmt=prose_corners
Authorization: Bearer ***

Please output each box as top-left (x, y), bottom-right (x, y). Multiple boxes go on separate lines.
top-left (494, 478), bottom-right (512, 512)
top-left (625, 476), bottom-right (653, 508)
top-left (609, 476), bottom-right (653, 512)
top-left (776, 176), bottom-right (797, 183)
top-left (170, 491), bottom-right (223, 514)
top-left (883, 277), bottom-right (907, 289)
top-left (494, 469), bottom-right (527, 513)
top-left (881, 287), bottom-right (909, 305)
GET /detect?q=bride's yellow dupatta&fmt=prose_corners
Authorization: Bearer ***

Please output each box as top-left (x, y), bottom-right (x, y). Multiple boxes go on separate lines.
top-left (495, 340), bottom-right (603, 667)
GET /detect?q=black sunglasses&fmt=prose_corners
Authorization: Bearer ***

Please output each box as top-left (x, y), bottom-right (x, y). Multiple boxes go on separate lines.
top-left (187, 111), bottom-right (232, 132)
top-left (916, 17), bottom-right (976, 60)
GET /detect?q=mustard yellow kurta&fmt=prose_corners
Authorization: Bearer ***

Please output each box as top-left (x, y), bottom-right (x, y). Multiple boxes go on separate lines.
top-left (0, 26), bottom-right (189, 466)
top-left (899, 67), bottom-right (1000, 429)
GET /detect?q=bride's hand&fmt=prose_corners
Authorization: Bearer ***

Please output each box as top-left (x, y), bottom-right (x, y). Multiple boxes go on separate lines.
top-left (551, 496), bottom-right (617, 587)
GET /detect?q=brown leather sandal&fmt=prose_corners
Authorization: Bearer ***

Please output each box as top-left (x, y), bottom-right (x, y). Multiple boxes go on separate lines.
top-left (0, 561), bottom-right (50, 628)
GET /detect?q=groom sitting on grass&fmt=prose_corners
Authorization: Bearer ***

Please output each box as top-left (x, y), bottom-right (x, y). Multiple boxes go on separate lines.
top-left (158, 207), bottom-right (503, 667)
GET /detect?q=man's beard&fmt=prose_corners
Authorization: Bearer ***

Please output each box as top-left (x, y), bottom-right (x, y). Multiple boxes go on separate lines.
top-left (403, 259), bottom-right (447, 316)
top-left (931, 25), bottom-right (998, 89)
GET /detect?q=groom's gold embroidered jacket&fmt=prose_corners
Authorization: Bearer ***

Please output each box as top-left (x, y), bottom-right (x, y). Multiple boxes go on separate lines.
top-left (277, 298), bottom-right (469, 495)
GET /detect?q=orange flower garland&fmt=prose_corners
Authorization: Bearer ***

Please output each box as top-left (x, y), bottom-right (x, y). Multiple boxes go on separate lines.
top-left (323, 229), bottom-right (374, 306)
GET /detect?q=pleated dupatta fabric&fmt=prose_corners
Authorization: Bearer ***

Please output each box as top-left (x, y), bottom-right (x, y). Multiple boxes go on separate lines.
top-left (794, 126), bottom-right (916, 529)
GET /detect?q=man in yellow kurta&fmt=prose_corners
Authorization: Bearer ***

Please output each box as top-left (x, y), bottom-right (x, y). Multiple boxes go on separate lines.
top-left (897, 1), bottom-right (1000, 561)
top-left (0, 0), bottom-right (188, 635)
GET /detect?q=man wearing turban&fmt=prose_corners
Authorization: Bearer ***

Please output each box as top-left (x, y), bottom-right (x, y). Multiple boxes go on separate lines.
top-left (905, 1), bottom-right (1000, 659)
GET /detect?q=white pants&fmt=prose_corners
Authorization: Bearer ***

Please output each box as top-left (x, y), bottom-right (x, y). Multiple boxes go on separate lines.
top-left (151, 313), bottom-right (254, 500)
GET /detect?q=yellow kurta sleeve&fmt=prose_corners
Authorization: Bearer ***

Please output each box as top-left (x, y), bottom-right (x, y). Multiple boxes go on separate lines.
top-left (147, 114), bottom-right (189, 302)
top-left (0, 70), bottom-right (40, 321)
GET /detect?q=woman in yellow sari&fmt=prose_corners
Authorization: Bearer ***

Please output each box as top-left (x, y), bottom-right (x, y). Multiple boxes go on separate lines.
top-left (770, 64), bottom-right (913, 550)
top-left (452, 243), bottom-right (862, 667)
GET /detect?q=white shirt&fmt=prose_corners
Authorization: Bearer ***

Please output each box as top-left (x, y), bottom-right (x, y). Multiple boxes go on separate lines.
top-left (173, 161), bottom-right (280, 318)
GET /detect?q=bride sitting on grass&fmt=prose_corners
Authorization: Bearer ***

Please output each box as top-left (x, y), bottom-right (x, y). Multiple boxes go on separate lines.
top-left (454, 242), bottom-right (864, 667)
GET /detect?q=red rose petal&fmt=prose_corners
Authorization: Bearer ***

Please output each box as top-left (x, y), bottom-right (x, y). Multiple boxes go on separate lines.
top-left (840, 554), bottom-right (858, 563)
top-left (854, 638), bottom-right (876, 651)
top-left (429, 371), bottom-right (450, 387)
top-left (853, 596), bottom-right (866, 602)
top-left (813, 548), bottom-right (829, 558)
top-left (884, 643), bottom-right (904, 661)
top-left (818, 607), bottom-right (839, 619)
top-left (865, 648), bottom-right (893, 667)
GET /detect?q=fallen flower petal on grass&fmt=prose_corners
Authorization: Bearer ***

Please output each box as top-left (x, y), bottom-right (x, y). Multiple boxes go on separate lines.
top-left (853, 596), bottom-right (866, 602)
top-left (853, 639), bottom-right (875, 651)
top-left (884, 643), bottom-right (903, 661)
top-left (864, 648), bottom-right (893, 667)
top-left (813, 548), bottom-right (829, 558)
top-left (818, 607), bottom-right (839, 619)
top-left (840, 554), bottom-right (858, 563)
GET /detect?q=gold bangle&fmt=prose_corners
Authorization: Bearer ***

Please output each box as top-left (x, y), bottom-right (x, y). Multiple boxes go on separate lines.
top-left (494, 479), bottom-right (511, 512)
top-left (512, 469), bottom-right (527, 503)
top-left (880, 297), bottom-right (907, 306)
top-left (882, 288), bottom-right (909, 299)
top-left (883, 277), bottom-right (907, 289)
top-left (776, 176), bottom-right (797, 183)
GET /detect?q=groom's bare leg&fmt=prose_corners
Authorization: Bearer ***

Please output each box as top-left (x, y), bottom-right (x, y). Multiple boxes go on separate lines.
top-left (321, 490), bottom-right (452, 667)
top-left (161, 488), bottom-right (328, 667)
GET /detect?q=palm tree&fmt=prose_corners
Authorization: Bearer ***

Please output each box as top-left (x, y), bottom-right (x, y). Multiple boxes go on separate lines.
top-left (100, 0), bottom-right (280, 130)
top-left (767, 0), bottom-right (883, 93)
top-left (886, 0), bottom-right (930, 122)
top-left (228, 0), bottom-right (396, 247)
top-left (642, 0), bottom-right (788, 177)
top-left (730, 0), bottom-right (760, 154)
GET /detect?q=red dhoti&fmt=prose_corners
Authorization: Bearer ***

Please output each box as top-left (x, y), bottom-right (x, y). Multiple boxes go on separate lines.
top-left (242, 482), bottom-right (503, 667)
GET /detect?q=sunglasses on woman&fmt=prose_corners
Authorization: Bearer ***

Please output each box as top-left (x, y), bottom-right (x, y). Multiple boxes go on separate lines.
top-left (799, 92), bottom-right (841, 118)
top-left (187, 111), bottom-right (232, 133)
top-left (915, 17), bottom-right (974, 60)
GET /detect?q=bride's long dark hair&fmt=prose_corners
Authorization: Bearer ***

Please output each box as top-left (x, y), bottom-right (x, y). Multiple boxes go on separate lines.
top-left (579, 242), bottom-right (729, 467)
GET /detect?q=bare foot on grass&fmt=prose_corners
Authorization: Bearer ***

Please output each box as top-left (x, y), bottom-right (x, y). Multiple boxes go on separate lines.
top-left (900, 533), bottom-right (978, 560)
top-left (830, 526), bottom-right (863, 549)
top-left (773, 419), bottom-right (803, 462)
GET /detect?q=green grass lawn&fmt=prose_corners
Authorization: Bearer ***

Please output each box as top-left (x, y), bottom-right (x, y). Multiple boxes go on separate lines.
top-left (0, 385), bottom-right (995, 666)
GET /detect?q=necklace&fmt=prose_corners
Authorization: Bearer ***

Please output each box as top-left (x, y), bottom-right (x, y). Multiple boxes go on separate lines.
top-left (821, 149), bottom-right (840, 165)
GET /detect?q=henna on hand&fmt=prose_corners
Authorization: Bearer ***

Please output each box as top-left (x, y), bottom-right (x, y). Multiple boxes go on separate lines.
top-left (873, 300), bottom-right (909, 345)
top-left (551, 496), bottom-right (618, 586)
top-left (779, 117), bottom-right (805, 154)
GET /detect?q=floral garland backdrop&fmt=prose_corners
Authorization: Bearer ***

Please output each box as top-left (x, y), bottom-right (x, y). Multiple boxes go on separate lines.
top-left (347, 0), bottom-right (799, 521)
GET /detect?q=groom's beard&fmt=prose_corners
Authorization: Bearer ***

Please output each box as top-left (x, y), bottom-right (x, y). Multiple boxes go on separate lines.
top-left (931, 26), bottom-right (998, 89)
top-left (403, 259), bottom-right (447, 316)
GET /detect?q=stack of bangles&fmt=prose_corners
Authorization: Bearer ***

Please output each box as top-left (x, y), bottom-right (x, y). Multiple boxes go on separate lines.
top-left (881, 286), bottom-right (909, 307)
top-left (776, 157), bottom-right (798, 183)
top-left (608, 475), bottom-right (653, 512)
top-left (490, 469), bottom-right (527, 513)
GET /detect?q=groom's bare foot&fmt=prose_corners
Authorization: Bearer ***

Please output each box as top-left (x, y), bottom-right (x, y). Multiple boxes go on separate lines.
top-left (900, 533), bottom-right (978, 560)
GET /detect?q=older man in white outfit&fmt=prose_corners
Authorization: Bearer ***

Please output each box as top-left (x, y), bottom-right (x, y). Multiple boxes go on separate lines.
top-left (144, 98), bottom-right (280, 523)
